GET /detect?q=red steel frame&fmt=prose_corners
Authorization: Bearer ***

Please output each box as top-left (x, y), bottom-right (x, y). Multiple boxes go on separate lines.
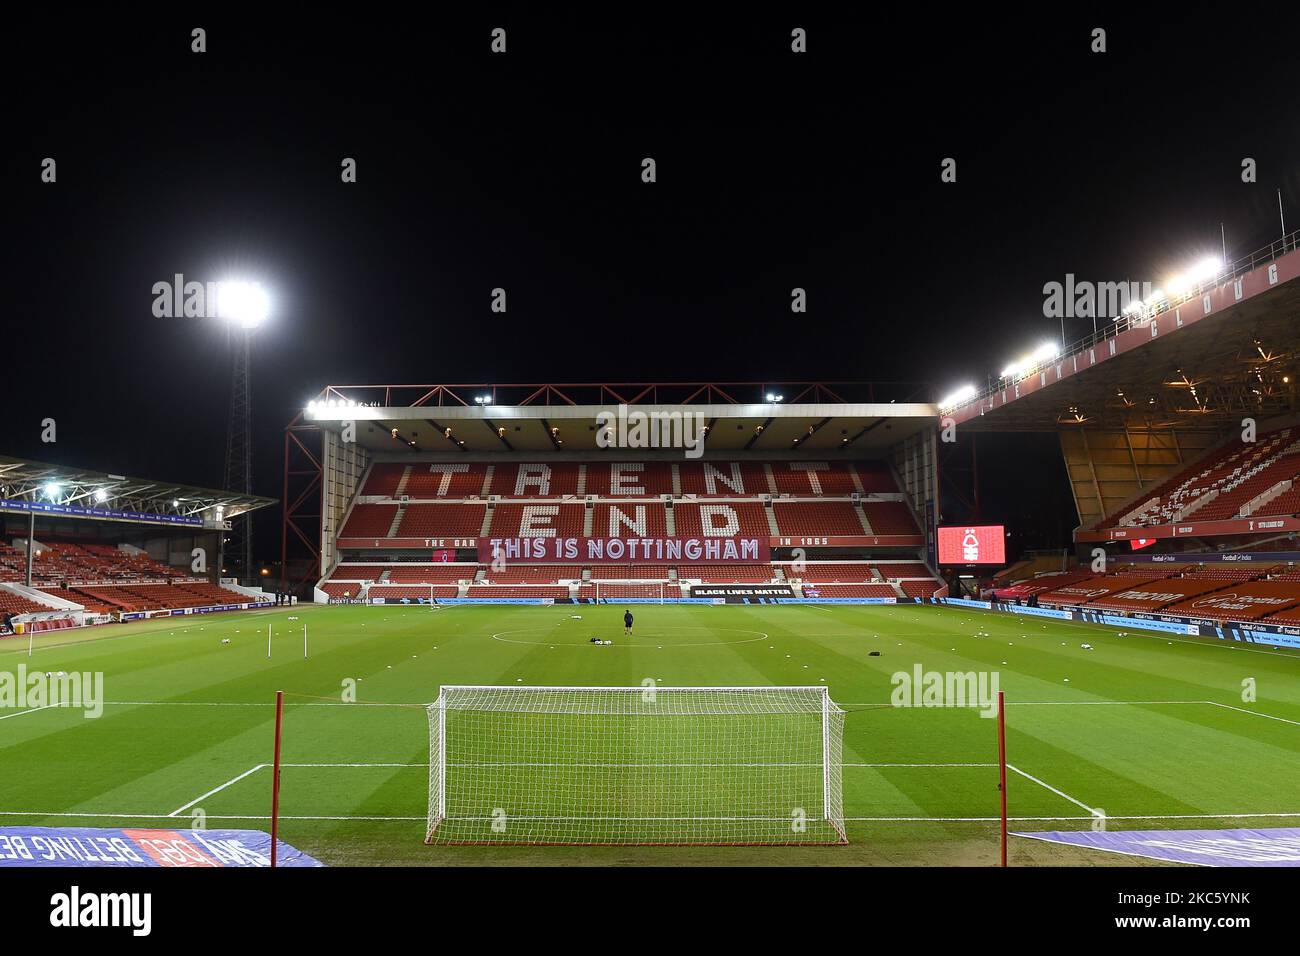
top-left (997, 690), bottom-right (1008, 867)
top-left (270, 689), bottom-right (284, 868)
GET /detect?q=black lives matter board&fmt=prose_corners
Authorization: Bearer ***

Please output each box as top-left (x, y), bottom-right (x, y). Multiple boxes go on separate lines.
top-left (689, 585), bottom-right (796, 602)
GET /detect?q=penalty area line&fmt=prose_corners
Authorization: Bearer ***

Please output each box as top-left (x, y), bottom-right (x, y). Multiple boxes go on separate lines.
top-left (1006, 763), bottom-right (1098, 816)
top-left (169, 764), bottom-right (266, 817)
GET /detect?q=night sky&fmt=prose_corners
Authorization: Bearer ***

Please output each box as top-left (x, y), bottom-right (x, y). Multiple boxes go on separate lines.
top-left (6, 9), bottom-right (1299, 562)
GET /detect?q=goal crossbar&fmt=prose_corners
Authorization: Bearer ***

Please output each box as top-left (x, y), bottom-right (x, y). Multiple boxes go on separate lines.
top-left (426, 685), bottom-right (847, 846)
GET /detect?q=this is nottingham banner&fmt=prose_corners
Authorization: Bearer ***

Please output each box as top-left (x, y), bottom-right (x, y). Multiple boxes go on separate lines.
top-left (479, 536), bottom-right (769, 564)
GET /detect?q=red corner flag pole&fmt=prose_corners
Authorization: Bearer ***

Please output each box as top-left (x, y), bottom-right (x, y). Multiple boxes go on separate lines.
top-left (270, 690), bottom-right (285, 868)
top-left (998, 691), bottom-right (1008, 868)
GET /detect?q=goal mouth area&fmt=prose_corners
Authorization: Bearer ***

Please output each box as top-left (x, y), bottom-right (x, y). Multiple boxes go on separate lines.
top-left (426, 685), bottom-right (848, 848)
top-left (425, 814), bottom-right (850, 847)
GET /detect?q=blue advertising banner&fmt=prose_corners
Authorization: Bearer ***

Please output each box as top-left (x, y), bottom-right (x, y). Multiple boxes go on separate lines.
top-left (1014, 827), bottom-right (1300, 866)
top-left (0, 498), bottom-right (203, 527)
top-left (0, 827), bottom-right (322, 867)
top-left (1124, 550), bottom-right (1300, 563)
top-left (991, 603), bottom-right (1074, 620)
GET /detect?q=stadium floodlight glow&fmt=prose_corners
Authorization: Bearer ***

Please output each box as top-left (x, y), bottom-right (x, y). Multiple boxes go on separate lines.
top-left (1166, 257), bottom-right (1222, 297)
top-left (765, 393), bottom-right (784, 402)
top-left (1001, 342), bottom-right (1059, 380)
top-left (44, 482), bottom-right (61, 499)
top-left (216, 279), bottom-right (271, 329)
top-left (938, 384), bottom-right (977, 410)
top-left (94, 488), bottom-right (108, 503)
top-left (1190, 256), bottom-right (1223, 283)
top-left (1031, 342), bottom-right (1059, 364)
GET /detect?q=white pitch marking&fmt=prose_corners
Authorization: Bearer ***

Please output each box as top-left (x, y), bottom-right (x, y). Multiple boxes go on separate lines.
top-left (0, 705), bottom-right (61, 722)
top-left (169, 764), bottom-right (266, 817)
top-left (1006, 763), bottom-right (1098, 815)
top-left (97, 700), bottom-right (426, 708)
top-left (1203, 700), bottom-right (1300, 728)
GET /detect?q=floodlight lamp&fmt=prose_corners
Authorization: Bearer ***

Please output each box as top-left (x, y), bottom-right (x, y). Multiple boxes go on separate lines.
top-left (217, 280), bottom-right (271, 329)
top-left (938, 384), bottom-right (977, 409)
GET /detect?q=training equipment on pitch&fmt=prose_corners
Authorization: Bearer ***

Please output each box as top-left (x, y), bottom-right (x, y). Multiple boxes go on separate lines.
top-left (426, 685), bottom-right (847, 845)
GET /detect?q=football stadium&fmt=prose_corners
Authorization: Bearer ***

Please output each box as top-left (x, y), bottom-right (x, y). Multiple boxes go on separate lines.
top-left (5, 10), bottom-right (1300, 941)
top-left (9, 272), bottom-right (1300, 868)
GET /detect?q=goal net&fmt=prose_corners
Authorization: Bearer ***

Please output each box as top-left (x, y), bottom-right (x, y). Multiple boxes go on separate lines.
top-left (426, 685), bottom-right (846, 845)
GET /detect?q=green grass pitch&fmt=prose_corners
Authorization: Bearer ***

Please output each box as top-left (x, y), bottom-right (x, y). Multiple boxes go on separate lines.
top-left (2, 602), bottom-right (1298, 866)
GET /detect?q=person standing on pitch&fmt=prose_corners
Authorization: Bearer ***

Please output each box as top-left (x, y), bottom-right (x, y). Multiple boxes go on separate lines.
top-left (624, 609), bottom-right (634, 635)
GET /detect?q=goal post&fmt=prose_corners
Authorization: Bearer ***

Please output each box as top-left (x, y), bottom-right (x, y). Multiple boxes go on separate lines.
top-left (426, 685), bottom-right (847, 846)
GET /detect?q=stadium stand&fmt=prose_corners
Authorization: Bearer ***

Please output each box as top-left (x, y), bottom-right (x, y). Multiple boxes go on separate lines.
top-left (585, 462), bottom-right (674, 497)
top-left (480, 565), bottom-right (580, 584)
top-left (899, 581), bottom-right (942, 598)
top-left (360, 463), bottom-right (406, 496)
top-left (321, 582), bottom-right (364, 599)
top-left (677, 462), bottom-right (772, 496)
top-left (322, 456), bottom-right (935, 603)
top-left (341, 504), bottom-right (400, 537)
top-left (402, 463), bottom-right (486, 498)
top-left (1085, 577), bottom-right (1227, 613)
top-left (489, 463), bottom-right (582, 498)
top-left (384, 565), bottom-right (475, 583)
top-left (1001, 569), bottom-right (1099, 596)
top-left (588, 564), bottom-right (673, 580)
top-left (779, 562), bottom-right (876, 582)
top-left (673, 501), bottom-right (770, 537)
top-left (327, 564), bottom-right (393, 581)
top-left (855, 461), bottom-right (901, 493)
top-left (0, 590), bottom-right (58, 615)
top-left (773, 501), bottom-right (865, 536)
top-left (1163, 582), bottom-right (1300, 622)
top-left (1180, 565), bottom-right (1277, 582)
top-left (593, 502), bottom-right (669, 537)
top-left (1038, 574), bottom-right (1168, 606)
top-left (368, 585), bottom-right (460, 600)
top-left (770, 462), bottom-right (859, 496)
top-left (1256, 601), bottom-right (1300, 626)
top-left (872, 562), bottom-right (934, 579)
top-left (1099, 427), bottom-right (1300, 529)
top-left (397, 503), bottom-right (485, 537)
top-left (860, 501), bottom-right (921, 535)
top-left (582, 583), bottom-right (671, 600)
top-left (677, 564), bottom-right (774, 583)
top-left (487, 503), bottom-right (586, 537)
top-left (467, 585), bottom-right (571, 600)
